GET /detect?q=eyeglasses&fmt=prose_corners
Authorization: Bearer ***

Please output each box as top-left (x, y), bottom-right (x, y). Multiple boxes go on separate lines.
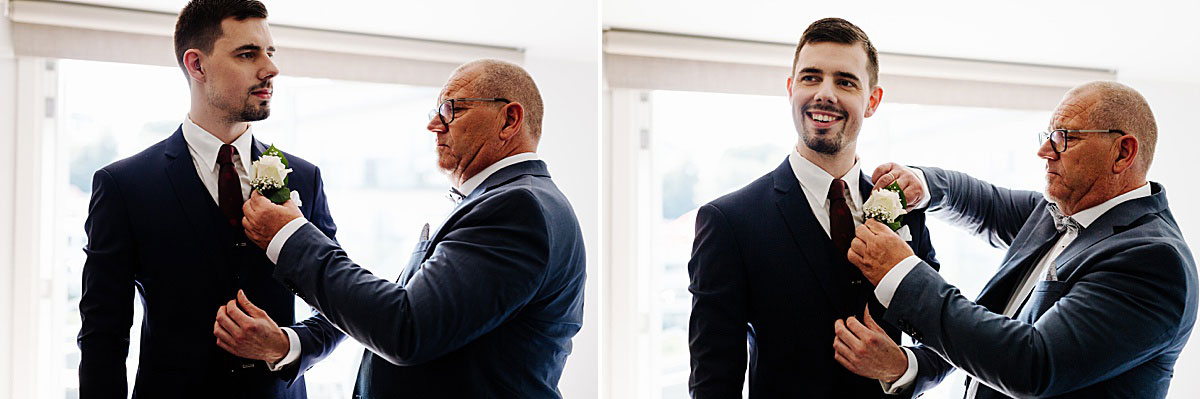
top-left (428, 97), bottom-right (511, 126)
top-left (1037, 129), bottom-right (1126, 154)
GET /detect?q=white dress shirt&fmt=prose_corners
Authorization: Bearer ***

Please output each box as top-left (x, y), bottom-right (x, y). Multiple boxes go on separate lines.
top-left (877, 168), bottom-right (1151, 394)
top-left (787, 150), bottom-right (865, 238)
top-left (181, 116), bottom-right (301, 371)
top-left (266, 152), bottom-right (541, 263)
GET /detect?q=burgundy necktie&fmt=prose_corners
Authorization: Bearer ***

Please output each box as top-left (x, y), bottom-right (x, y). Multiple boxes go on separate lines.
top-left (217, 144), bottom-right (243, 228)
top-left (828, 178), bottom-right (854, 258)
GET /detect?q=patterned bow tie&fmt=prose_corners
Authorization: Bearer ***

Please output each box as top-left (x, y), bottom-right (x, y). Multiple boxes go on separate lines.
top-left (1046, 202), bottom-right (1082, 234)
top-left (447, 187), bottom-right (466, 204)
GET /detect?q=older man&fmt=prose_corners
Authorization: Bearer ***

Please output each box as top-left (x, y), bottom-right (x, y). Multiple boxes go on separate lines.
top-left (836, 81), bottom-right (1198, 398)
top-left (239, 59), bottom-right (586, 398)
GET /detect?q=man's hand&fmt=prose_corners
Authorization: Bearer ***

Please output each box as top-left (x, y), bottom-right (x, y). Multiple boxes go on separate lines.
top-left (871, 163), bottom-right (923, 211)
top-left (242, 190), bottom-right (302, 250)
top-left (214, 289), bottom-right (289, 363)
top-left (834, 304), bottom-right (908, 383)
top-left (847, 220), bottom-right (914, 285)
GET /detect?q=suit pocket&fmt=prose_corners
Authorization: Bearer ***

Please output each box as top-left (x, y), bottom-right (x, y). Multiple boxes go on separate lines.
top-left (1026, 280), bottom-right (1068, 318)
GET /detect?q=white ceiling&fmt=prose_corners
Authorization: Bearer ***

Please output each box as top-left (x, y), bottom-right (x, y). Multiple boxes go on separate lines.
top-left (46, 0), bottom-right (1200, 82)
top-left (604, 0), bottom-right (1200, 83)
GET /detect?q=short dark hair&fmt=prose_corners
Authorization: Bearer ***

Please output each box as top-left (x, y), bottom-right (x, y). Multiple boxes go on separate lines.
top-left (173, 0), bottom-right (268, 78)
top-left (791, 18), bottom-right (879, 88)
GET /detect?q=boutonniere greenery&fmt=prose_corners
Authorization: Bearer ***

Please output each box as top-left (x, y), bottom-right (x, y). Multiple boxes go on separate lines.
top-left (864, 182), bottom-right (907, 231)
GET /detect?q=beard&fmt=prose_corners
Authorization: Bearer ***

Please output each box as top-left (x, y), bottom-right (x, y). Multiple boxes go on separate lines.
top-left (238, 100), bottom-right (270, 122)
top-left (796, 103), bottom-right (850, 155)
top-left (801, 127), bottom-right (844, 155)
top-left (208, 83), bottom-right (271, 123)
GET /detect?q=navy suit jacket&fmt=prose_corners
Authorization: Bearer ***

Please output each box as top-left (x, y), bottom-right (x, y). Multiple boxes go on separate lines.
top-left (687, 158), bottom-right (940, 398)
top-left (891, 167), bottom-right (1198, 399)
top-left (273, 159), bottom-right (586, 398)
top-left (78, 128), bottom-right (345, 399)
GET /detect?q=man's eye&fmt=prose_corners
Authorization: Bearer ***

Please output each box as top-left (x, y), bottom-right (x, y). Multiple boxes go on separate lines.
top-left (239, 53), bottom-right (254, 59)
top-left (799, 75), bottom-right (818, 82)
top-left (838, 80), bottom-right (857, 88)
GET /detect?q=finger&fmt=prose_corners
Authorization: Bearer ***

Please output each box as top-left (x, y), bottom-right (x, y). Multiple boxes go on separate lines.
top-left (863, 305), bottom-right (884, 332)
top-left (225, 299), bottom-right (254, 325)
top-left (871, 163), bottom-right (897, 190)
top-left (833, 334), bottom-right (856, 361)
top-left (237, 290), bottom-right (268, 318)
top-left (846, 315), bottom-right (873, 338)
top-left (834, 319), bottom-right (860, 345)
top-left (215, 307), bottom-right (240, 335)
top-left (214, 319), bottom-right (235, 342)
top-left (216, 337), bottom-right (235, 355)
top-left (864, 219), bottom-right (890, 234)
top-left (855, 223), bottom-right (872, 238)
top-left (834, 352), bottom-right (858, 374)
top-left (847, 250), bottom-right (864, 267)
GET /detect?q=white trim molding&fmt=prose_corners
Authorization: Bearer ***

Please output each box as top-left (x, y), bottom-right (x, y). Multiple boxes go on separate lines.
top-left (604, 29), bottom-right (1117, 110)
top-left (8, 0), bottom-right (523, 85)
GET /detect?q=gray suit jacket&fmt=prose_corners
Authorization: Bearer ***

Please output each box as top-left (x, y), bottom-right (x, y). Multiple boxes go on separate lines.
top-left (891, 167), bottom-right (1197, 399)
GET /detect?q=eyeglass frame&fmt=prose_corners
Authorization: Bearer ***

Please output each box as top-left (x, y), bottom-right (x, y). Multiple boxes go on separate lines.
top-left (1037, 129), bottom-right (1127, 154)
top-left (429, 97), bottom-right (511, 126)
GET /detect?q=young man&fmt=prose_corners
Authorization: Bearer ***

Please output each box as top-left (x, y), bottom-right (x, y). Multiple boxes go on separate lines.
top-left (77, 1), bottom-right (343, 397)
top-left (687, 18), bottom-right (940, 398)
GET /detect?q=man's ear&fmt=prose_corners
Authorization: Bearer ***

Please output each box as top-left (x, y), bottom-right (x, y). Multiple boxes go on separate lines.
top-left (864, 86), bottom-right (884, 118)
top-left (1112, 134), bottom-right (1140, 174)
top-left (786, 76), bottom-right (793, 97)
top-left (499, 102), bottom-right (525, 141)
top-left (184, 50), bottom-right (206, 83)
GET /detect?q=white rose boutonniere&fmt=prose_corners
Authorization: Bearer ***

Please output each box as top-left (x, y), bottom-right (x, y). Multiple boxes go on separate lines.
top-left (251, 144), bottom-right (294, 205)
top-left (863, 181), bottom-right (908, 231)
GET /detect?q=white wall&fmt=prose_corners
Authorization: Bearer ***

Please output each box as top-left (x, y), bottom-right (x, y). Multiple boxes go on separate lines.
top-left (1122, 76), bottom-right (1200, 398)
top-left (0, 0), bottom-right (17, 396)
top-left (526, 46), bottom-right (602, 399)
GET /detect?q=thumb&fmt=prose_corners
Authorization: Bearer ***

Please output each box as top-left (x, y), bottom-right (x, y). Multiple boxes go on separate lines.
top-left (237, 289), bottom-right (267, 318)
top-left (863, 304), bottom-right (884, 333)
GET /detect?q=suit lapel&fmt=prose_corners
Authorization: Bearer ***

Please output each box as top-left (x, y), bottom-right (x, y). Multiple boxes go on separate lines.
top-left (772, 160), bottom-right (855, 317)
top-left (163, 128), bottom-right (228, 248)
top-left (1054, 184), bottom-right (1167, 278)
top-left (975, 206), bottom-right (1058, 310)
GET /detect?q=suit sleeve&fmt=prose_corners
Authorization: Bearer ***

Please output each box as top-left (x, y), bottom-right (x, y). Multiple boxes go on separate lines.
top-left (919, 167), bottom-right (1041, 249)
top-left (77, 169), bottom-right (137, 399)
top-left (885, 241), bottom-right (1192, 398)
top-left (278, 165), bottom-right (346, 382)
top-left (273, 188), bottom-right (552, 366)
top-left (687, 203), bottom-right (749, 399)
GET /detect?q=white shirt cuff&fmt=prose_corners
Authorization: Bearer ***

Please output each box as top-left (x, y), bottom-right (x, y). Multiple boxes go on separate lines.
top-left (880, 347), bottom-right (919, 394)
top-left (266, 327), bottom-right (301, 371)
top-left (875, 255), bottom-right (922, 308)
top-left (910, 167), bottom-right (931, 210)
top-left (266, 217), bottom-right (308, 264)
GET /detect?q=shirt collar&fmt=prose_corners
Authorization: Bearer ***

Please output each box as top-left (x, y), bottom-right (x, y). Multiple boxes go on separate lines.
top-left (181, 115), bottom-right (255, 172)
top-left (788, 150), bottom-right (862, 205)
top-left (457, 152), bottom-right (539, 197)
top-left (1067, 183), bottom-right (1152, 228)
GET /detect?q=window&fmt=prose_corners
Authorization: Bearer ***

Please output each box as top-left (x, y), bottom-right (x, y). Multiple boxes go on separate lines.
top-left (43, 59), bottom-right (449, 398)
top-left (613, 89), bottom-right (1049, 399)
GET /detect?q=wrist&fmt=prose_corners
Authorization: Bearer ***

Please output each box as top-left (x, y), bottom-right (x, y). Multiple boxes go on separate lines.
top-left (882, 346), bottom-right (907, 383)
top-left (270, 329), bottom-right (289, 363)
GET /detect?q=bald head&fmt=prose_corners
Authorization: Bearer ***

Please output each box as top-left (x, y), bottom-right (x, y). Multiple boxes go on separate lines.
top-left (453, 59), bottom-right (545, 141)
top-left (1063, 81), bottom-right (1158, 173)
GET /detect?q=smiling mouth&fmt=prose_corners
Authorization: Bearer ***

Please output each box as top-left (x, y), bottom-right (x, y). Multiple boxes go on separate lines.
top-left (251, 90), bottom-right (272, 100)
top-left (806, 111), bottom-right (844, 127)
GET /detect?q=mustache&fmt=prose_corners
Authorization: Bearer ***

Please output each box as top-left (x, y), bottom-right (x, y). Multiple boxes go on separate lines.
top-left (249, 81), bottom-right (272, 92)
top-left (802, 103), bottom-right (844, 117)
